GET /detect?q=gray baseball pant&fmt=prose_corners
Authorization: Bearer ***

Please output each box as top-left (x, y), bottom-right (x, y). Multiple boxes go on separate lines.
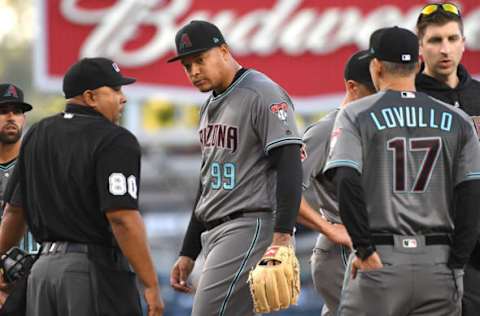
top-left (311, 234), bottom-right (349, 316)
top-left (338, 235), bottom-right (463, 316)
top-left (192, 211), bottom-right (274, 316)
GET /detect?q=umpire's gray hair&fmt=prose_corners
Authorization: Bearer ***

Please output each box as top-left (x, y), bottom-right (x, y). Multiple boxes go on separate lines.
top-left (382, 61), bottom-right (418, 77)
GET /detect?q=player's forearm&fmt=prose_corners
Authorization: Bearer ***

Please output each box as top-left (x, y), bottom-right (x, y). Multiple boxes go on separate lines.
top-left (106, 210), bottom-right (159, 289)
top-left (333, 167), bottom-right (372, 248)
top-left (449, 180), bottom-right (480, 268)
top-left (297, 196), bottom-right (329, 232)
top-left (0, 204), bottom-right (27, 254)
top-left (269, 144), bottom-right (302, 234)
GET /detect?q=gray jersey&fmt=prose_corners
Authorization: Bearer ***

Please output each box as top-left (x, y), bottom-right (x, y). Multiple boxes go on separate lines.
top-left (195, 69), bottom-right (302, 222)
top-left (0, 160), bottom-right (16, 209)
top-left (302, 110), bottom-right (340, 223)
top-left (0, 160), bottom-right (38, 253)
top-left (324, 90), bottom-right (480, 235)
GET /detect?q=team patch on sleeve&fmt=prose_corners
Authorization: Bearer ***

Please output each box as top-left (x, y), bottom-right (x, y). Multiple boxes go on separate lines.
top-left (472, 116), bottom-right (480, 138)
top-left (328, 128), bottom-right (342, 158)
top-left (300, 144), bottom-right (308, 162)
top-left (270, 102), bottom-right (289, 123)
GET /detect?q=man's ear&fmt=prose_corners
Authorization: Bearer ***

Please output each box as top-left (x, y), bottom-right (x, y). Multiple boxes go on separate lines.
top-left (82, 90), bottom-right (96, 107)
top-left (345, 80), bottom-right (357, 96)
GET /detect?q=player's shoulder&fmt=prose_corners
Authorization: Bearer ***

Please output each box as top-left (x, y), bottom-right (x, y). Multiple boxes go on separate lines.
top-left (239, 69), bottom-right (294, 108)
top-left (341, 92), bottom-right (386, 118)
top-left (107, 125), bottom-right (140, 148)
top-left (303, 110), bottom-right (339, 138)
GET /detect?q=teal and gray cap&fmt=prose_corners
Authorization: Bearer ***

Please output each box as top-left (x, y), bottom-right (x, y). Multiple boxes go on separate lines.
top-left (167, 20), bottom-right (226, 63)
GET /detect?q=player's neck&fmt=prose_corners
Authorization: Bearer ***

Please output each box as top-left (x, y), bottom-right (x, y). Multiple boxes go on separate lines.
top-left (0, 141), bottom-right (20, 164)
top-left (378, 76), bottom-right (416, 92)
top-left (423, 68), bottom-right (459, 89)
top-left (214, 61), bottom-right (242, 95)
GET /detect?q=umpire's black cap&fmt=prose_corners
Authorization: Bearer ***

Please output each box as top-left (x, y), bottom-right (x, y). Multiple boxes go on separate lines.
top-left (365, 26), bottom-right (419, 64)
top-left (344, 50), bottom-right (373, 86)
top-left (63, 57), bottom-right (136, 98)
top-left (167, 20), bottom-right (226, 63)
top-left (0, 84), bottom-right (33, 112)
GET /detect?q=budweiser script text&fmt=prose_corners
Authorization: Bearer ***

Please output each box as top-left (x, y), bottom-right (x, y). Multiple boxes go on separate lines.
top-left (60, 0), bottom-right (480, 67)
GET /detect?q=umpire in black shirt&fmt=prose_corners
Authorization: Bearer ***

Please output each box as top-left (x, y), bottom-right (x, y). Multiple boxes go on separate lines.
top-left (0, 57), bottom-right (164, 316)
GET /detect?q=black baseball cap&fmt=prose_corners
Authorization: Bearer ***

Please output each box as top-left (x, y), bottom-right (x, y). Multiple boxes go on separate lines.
top-left (63, 57), bottom-right (136, 98)
top-left (344, 50), bottom-right (373, 85)
top-left (366, 26), bottom-right (419, 64)
top-left (167, 20), bottom-right (226, 63)
top-left (0, 84), bottom-right (33, 112)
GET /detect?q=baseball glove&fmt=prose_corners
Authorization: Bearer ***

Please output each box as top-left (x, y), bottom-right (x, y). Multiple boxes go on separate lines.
top-left (247, 245), bottom-right (300, 313)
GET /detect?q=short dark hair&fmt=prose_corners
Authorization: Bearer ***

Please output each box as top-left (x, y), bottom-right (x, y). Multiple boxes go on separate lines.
top-left (382, 61), bottom-right (418, 77)
top-left (358, 81), bottom-right (376, 94)
top-left (416, 10), bottom-right (464, 39)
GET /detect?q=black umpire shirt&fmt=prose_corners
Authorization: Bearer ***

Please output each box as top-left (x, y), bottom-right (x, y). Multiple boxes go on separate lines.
top-left (6, 104), bottom-right (141, 247)
top-left (416, 64), bottom-right (480, 115)
top-left (416, 64), bottom-right (480, 269)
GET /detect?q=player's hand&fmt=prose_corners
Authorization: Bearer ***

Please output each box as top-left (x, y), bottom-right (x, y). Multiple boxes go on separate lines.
top-left (143, 286), bottom-right (164, 316)
top-left (170, 256), bottom-right (195, 293)
top-left (324, 223), bottom-right (352, 248)
top-left (351, 251), bottom-right (383, 279)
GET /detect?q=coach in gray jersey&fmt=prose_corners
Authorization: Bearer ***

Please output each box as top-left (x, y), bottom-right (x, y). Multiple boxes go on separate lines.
top-left (325, 27), bottom-right (480, 316)
top-left (298, 50), bottom-right (375, 316)
top-left (167, 20), bottom-right (302, 316)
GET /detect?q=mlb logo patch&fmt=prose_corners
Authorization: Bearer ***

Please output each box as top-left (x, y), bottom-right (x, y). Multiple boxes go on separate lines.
top-left (112, 63), bottom-right (121, 72)
top-left (401, 91), bottom-right (415, 98)
top-left (401, 54), bottom-right (411, 61)
top-left (402, 239), bottom-right (417, 248)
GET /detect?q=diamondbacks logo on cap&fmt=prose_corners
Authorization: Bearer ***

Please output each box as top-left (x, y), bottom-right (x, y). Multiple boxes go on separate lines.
top-left (112, 63), bottom-right (121, 72)
top-left (3, 85), bottom-right (18, 98)
top-left (180, 33), bottom-right (192, 50)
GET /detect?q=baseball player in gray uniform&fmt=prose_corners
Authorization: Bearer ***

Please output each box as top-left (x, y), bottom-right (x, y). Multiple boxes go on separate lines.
top-left (298, 50), bottom-right (375, 316)
top-left (325, 27), bottom-right (480, 316)
top-left (168, 21), bottom-right (303, 316)
top-left (0, 84), bottom-right (37, 253)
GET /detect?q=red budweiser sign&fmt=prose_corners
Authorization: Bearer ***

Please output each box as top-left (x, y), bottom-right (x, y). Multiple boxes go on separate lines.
top-left (35, 0), bottom-right (480, 109)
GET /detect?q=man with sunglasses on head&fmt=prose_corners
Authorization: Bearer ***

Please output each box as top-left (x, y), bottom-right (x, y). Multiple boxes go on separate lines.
top-left (327, 26), bottom-right (480, 316)
top-left (415, 4), bottom-right (480, 315)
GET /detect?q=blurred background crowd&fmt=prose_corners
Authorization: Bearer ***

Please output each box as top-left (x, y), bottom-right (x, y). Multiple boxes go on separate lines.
top-left (0, 0), bottom-right (479, 315)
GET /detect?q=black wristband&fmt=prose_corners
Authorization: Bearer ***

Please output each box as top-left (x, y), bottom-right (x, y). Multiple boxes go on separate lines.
top-left (355, 244), bottom-right (376, 260)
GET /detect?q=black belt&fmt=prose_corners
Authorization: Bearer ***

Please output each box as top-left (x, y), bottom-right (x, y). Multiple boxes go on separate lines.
top-left (203, 210), bottom-right (272, 230)
top-left (372, 235), bottom-right (451, 246)
top-left (41, 242), bottom-right (89, 255)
